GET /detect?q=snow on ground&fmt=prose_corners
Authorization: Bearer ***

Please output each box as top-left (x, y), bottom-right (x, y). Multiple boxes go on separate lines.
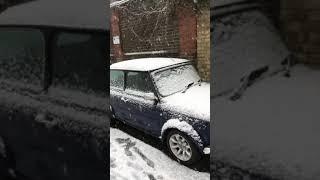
top-left (110, 128), bottom-right (209, 180)
top-left (212, 65), bottom-right (320, 180)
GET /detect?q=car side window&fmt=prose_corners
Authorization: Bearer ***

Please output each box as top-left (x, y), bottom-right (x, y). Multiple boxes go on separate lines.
top-left (126, 71), bottom-right (153, 93)
top-left (0, 28), bottom-right (45, 87)
top-left (110, 70), bottom-right (124, 89)
top-left (52, 31), bottom-right (107, 95)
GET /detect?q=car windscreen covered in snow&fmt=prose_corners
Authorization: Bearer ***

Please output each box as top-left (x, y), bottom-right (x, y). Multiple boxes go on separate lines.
top-left (211, 8), bottom-right (290, 96)
top-left (153, 64), bottom-right (201, 97)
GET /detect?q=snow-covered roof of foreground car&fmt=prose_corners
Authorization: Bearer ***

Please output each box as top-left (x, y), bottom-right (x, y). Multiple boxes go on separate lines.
top-left (0, 0), bottom-right (108, 31)
top-left (110, 58), bottom-right (190, 71)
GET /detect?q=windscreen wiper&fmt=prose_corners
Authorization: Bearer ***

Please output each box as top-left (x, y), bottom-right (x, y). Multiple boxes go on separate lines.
top-left (182, 82), bottom-right (195, 93)
top-left (230, 66), bottom-right (269, 101)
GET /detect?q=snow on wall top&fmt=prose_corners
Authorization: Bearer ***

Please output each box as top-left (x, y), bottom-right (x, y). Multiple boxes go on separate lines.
top-left (110, 58), bottom-right (190, 71)
top-left (0, 0), bottom-right (109, 30)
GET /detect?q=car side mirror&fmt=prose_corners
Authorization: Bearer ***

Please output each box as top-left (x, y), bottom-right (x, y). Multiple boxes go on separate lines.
top-left (144, 93), bottom-right (159, 105)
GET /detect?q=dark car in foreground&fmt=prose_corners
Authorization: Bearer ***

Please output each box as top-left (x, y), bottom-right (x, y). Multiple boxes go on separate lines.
top-left (110, 58), bottom-right (210, 165)
top-left (0, 0), bottom-right (109, 179)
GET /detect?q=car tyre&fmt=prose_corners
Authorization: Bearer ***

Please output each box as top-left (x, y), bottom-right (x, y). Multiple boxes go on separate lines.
top-left (166, 130), bottom-right (201, 165)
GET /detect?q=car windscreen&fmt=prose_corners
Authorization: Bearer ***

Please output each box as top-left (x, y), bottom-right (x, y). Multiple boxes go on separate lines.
top-left (152, 64), bottom-right (200, 97)
top-left (211, 10), bottom-right (290, 97)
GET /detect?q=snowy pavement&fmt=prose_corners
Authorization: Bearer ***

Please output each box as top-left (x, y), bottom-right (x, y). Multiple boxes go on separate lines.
top-left (212, 65), bottom-right (320, 180)
top-left (110, 128), bottom-right (209, 180)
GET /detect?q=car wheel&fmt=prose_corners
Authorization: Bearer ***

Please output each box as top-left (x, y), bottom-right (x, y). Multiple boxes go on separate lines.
top-left (166, 130), bottom-right (201, 165)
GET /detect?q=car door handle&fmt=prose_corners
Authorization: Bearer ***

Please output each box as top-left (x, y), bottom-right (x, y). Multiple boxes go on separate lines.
top-left (121, 97), bottom-right (129, 102)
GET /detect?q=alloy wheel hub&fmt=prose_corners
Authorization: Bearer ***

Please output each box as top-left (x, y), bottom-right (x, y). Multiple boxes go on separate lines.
top-left (169, 134), bottom-right (192, 161)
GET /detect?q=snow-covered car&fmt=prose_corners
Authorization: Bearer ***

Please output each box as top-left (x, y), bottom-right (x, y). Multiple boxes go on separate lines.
top-left (0, 0), bottom-right (108, 179)
top-left (211, 2), bottom-right (320, 180)
top-left (110, 58), bottom-right (210, 165)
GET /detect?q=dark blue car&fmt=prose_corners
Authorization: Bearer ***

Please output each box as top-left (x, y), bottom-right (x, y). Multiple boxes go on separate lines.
top-left (110, 58), bottom-right (210, 165)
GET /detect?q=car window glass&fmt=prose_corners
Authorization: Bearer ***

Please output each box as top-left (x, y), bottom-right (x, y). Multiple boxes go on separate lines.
top-left (153, 65), bottom-right (200, 96)
top-left (52, 32), bottom-right (107, 95)
top-left (126, 72), bottom-right (152, 93)
top-left (0, 28), bottom-right (44, 86)
top-left (57, 33), bottom-right (91, 47)
top-left (110, 70), bottom-right (124, 89)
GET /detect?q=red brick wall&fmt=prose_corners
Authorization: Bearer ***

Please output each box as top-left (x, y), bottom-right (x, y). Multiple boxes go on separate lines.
top-left (176, 5), bottom-right (197, 60)
top-left (118, 10), bottom-right (180, 57)
top-left (196, 4), bottom-right (210, 81)
top-left (111, 1), bottom-right (198, 62)
top-left (110, 1), bottom-right (210, 81)
top-left (110, 8), bottom-right (123, 62)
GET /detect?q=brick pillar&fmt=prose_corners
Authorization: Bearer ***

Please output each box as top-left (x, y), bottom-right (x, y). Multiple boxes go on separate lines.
top-left (176, 5), bottom-right (197, 60)
top-left (196, 5), bottom-right (210, 82)
top-left (111, 8), bottom-right (124, 62)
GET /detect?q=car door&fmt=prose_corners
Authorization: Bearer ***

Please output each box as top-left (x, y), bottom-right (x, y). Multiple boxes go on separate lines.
top-left (0, 27), bottom-right (51, 179)
top-left (42, 30), bottom-right (109, 180)
top-left (110, 70), bottom-right (128, 121)
top-left (122, 71), bottom-right (162, 134)
top-left (0, 29), bottom-right (109, 180)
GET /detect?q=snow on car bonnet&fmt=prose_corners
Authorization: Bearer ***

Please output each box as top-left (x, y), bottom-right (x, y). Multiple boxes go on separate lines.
top-left (0, 0), bottom-right (108, 30)
top-left (162, 83), bottom-right (210, 121)
top-left (212, 10), bottom-right (290, 96)
top-left (110, 58), bottom-right (190, 71)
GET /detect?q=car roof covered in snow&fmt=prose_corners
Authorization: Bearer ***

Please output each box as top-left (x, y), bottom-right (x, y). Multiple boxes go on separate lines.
top-left (0, 0), bottom-right (109, 31)
top-left (110, 58), bottom-right (190, 71)
top-left (110, 0), bottom-right (131, 7)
